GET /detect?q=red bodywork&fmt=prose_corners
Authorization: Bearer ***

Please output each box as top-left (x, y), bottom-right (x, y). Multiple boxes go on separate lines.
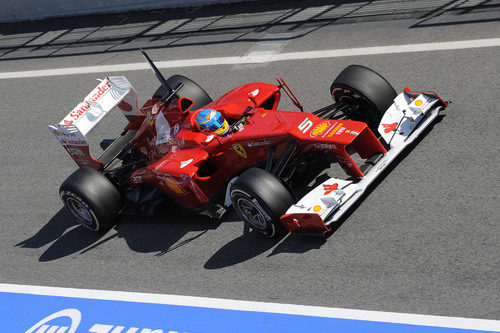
top-left (121, 82), bottom-right (386, 211)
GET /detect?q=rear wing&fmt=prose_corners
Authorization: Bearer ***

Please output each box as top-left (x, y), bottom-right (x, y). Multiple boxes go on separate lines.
top-left (48, 76), bottom-right (140, 170)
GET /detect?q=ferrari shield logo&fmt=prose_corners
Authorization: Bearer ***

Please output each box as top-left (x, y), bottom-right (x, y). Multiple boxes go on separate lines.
top-left (233, 144), bottom-right (247, 158)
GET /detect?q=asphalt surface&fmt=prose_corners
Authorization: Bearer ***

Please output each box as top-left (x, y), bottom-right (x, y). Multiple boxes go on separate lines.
top-left (1, 1), bottom-right (499, 321)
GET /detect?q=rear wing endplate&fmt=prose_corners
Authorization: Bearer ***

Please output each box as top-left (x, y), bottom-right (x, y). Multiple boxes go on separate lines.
top-left (48, 76), bottom-right (140, 169)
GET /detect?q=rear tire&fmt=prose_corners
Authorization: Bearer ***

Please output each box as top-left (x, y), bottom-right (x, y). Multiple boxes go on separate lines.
top-left (153, 74), bottom-right (212, 111)
top-left (230, 168), bottom-right (295, 238)
top-left (330, 65), bottom-right (397, 132)
top-left (60, 167), bottom-right (121, 231)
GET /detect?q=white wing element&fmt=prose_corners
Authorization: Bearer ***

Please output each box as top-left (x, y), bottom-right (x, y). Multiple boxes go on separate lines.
top-left (48, 76), bottom-right (140, 168)
top-left (59, 76), bottom-right (139, 136)
top-left (285, 178), bottom-right (358, 219)
top-left (283, 90), bottom-right (444, 231)
top-left (378, 92), bottom-right (438, 148)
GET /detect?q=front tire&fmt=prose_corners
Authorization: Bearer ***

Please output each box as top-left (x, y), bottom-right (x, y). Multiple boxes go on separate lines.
top-left (230, 168), bottom-right (295, 238)
top-left (60, 167), bottom-right (121, 231)
top-left (330, 65), bottom-right (397, 132)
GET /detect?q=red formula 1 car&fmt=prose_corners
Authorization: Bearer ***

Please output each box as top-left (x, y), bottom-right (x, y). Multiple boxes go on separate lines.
top-left (50, 51), bottom-right (448, 237)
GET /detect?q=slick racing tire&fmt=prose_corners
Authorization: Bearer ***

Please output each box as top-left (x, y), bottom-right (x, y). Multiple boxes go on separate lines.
top-left (60, 167), bottom-right (121, 232)
top-left (330, 65), bottom-right (397, 132)
top-left (230, 168), bottom-right (295, 238)
top-left (153, 74), bottom-right (213, 111)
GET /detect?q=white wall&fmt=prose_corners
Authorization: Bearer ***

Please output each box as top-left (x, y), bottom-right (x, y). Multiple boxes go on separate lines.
top-left (1, 0), bottom-right (257, 23)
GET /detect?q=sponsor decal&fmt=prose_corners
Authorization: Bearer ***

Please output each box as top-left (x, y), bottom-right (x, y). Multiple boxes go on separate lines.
top-left (310, 121), bottom-right (329, 137)
top-left (61, 138), bottom-right (88, 146)
top-left (313, 205), bottom-right (322, 212)
top-left (327, 123), bottom-right (343, 137)
top-left (67, 148), bottom-right (85, 156)
top-left (180, 159), bottom-right (193, 169)
top-left (25, 308), bottom-right (176, 333)
top-left (249, 88), bottom-right (260, 97)
top-left (415, 100), bottom-right (423, 106)
top-left (132, 175), bottom-right (143, 184)
top-left (321, 122), bottom-right (337, 137)
top-left (63, 82), bottom-right (111, 125)
top-left (336, 127), bottom-right (345, 135)
top-left (247, 140), bottom-right (270, 147)
top-left (261, 112), bottom-right (268, 117)
top-left (162, 176), bottom-right (186, 195)
top-left (205, 134), bottom-right (215, 143)
top-left (232, 144), bottom-right (247, 159)
top-left (57, 131), bottom-right (77, 137)
top-left (313, 143), bottom-right (337, 150)
top-left (323, 183), bottom-right (338, 195)
top-left (382, 122), bottom-right (398, 133)
top-left (298, 117), bottom-right (313, 134)
top-left (26, 308), bottom-right (81, 333)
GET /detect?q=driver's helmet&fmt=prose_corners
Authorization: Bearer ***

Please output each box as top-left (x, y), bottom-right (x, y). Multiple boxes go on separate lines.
top-left (195, 108), bottom-right (229, 136)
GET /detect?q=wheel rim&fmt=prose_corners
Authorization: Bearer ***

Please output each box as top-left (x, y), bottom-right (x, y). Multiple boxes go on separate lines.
top-left (332, 86), bottom-right (379, 126)
top-left (332, 87), bottom-right (363, 107)
top-left (236, 197), bottom-right (267, 230)
top-left (66, 197), bottom-right (93, 226)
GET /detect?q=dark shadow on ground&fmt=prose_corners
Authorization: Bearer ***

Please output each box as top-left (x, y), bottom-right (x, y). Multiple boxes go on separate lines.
top-left (16, 208), bottom-right (78, 249)
top-left (204, 229), bottom-right (286, 269)
top-left (16, 204), bottom-right (228, 261)
top-left (0, 0), bottom-right (496, 61)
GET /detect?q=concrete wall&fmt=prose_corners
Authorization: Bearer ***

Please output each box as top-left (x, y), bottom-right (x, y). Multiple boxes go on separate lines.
top-left (0, 0), bottom-right (257, 23)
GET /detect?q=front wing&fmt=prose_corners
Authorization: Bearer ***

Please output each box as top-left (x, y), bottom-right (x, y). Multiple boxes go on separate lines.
top-left (281, 89), bottom-right (447, 233)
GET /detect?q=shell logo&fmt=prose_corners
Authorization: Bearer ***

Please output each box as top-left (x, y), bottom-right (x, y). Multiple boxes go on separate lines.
top-left (313, 205), bottom-right (322, 212)
top-left (310, 122), bottom-right (329, 137)
top-left (415, 100), bottom-right (423, 106)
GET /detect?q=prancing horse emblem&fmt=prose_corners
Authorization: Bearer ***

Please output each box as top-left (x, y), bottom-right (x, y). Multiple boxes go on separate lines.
top-left (233, 144), bottom-right (247, 158)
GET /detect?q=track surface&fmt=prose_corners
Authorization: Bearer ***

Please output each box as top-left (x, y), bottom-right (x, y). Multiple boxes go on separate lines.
top-left (0, 2), bottom-right (498, 320)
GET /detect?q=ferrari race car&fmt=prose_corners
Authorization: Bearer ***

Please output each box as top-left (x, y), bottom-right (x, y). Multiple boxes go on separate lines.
top-left (50, 51), bottom-right (448, 237)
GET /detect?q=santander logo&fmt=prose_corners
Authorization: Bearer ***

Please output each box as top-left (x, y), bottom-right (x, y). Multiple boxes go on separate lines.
top-left (63, 82), bottom-right (111, 125)
top-left (26, 308), bottom-right (81, 333)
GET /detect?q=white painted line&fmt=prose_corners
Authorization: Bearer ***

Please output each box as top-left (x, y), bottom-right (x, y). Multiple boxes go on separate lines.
top-left (0, 283), bottom-right (499, 331)
top-left (0, 38), bottom-right (499, 80)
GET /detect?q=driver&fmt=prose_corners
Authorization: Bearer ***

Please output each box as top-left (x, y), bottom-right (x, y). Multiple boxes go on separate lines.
top-left (195, 108), bottom-right (229, 136)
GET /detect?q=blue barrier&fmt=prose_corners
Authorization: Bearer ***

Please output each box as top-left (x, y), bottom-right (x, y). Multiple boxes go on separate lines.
top-left (1, 288), bottom-right (497, 333)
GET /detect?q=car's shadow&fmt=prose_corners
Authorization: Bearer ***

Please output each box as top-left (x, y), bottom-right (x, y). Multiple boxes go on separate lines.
top-left (16, 205), bottom-right (225, 262)
top-left (18, 205), bottom-right (329, 264)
